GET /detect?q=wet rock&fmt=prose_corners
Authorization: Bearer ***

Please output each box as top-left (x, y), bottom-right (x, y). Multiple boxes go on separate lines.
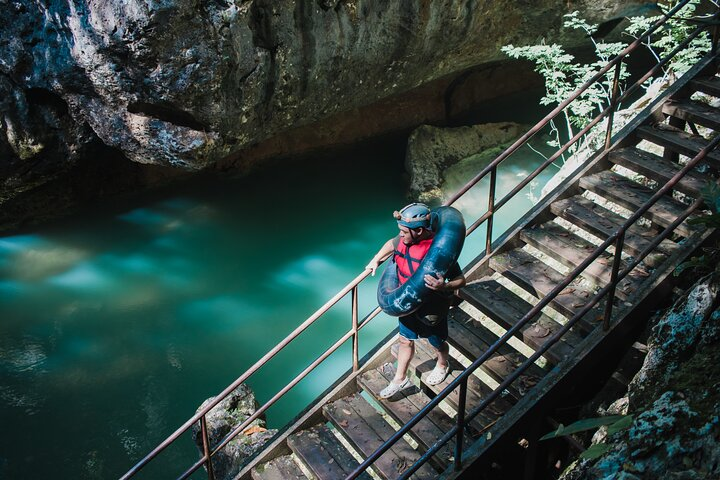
top-left (405, 122), bottom-right (525, 203)
top-left (1, 0), bottom-right (645, 224)
top-left (560, 272), bottom-right (720, 479)
top-left (191, 384), bottom-right (277, 480)
top-left (631, 277), bottom-right (720, 405)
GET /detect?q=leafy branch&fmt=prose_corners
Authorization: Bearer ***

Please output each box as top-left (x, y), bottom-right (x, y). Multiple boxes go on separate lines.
top-left (502, 1), bottom-right (711, 165)
top-left (540, 414), bottom-right (634, 460)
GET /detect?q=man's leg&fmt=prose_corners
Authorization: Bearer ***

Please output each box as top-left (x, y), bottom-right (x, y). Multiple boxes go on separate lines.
top-left (380, 318), bottom-right (419, 398)
top-left (426, 336), bottom-right (451, 386)
top-left (435, 340), bottom-right (449, 369)
top-left (379, 336), bottom-right (415, 398)
top-left (393, 336), bottom-right (415, 383)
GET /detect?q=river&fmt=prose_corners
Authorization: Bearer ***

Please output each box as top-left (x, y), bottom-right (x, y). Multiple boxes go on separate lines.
top-left (0, 90), bottom-right (557, 479)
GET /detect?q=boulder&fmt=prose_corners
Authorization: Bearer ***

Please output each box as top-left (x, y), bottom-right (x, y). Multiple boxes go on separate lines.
top-left (405, 122), bottom-right (526, 203)
top-left (191, 384), bottom-right (277, 480)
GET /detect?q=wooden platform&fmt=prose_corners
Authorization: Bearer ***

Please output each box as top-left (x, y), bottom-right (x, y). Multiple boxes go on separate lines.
top-left (242, 56), bottom-right (718, 480)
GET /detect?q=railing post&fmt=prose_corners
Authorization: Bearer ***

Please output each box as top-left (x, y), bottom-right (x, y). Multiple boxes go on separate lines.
top-left (603, 231), bottom-right (626, 331)
top-left (712, 7), bottom-right (720, 55)
top-left (352, 286), bottom-right (359, 372)
top-left (200, 415), bottom-right (215, 480)
top-left (604, 62), bottom-right (623, 150)
top-left (454, 378), bottom-right (468, 472)
top-left (486, 166), bottom-right (497, 255)
top-left (121, 5), bottom-right (709, 478)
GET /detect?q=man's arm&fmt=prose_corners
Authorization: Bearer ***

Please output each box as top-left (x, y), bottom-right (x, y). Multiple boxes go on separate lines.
top-left (365, 238), bottom-right (396, 276)
top-left (423, 263), bottom-right (466, 292)
top-left (443, 273), bottom-right (466, 291)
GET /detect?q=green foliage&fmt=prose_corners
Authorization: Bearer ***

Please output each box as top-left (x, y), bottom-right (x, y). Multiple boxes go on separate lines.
top-left (625, 0), bottom-right (711, 76)
top-left (694, 183), bottom-right (720, 221)
top-left (540, 415), bottom-right (631, 440)
top-left (541, 415), bottom-right (633, 462)
top-left (606, 414), bottom-right (634, 435)
top-left (674, 253), bottom-right (716, 276)
top-left (502, 12), bottom-right (630, 162)
top-left (580, 443), bottom-right (613, 460)
top-left (502, 1), bottom-right (711, 163)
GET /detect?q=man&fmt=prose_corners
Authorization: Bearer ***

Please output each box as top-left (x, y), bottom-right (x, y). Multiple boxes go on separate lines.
top-left (366, 203), bottom-right (466, 398)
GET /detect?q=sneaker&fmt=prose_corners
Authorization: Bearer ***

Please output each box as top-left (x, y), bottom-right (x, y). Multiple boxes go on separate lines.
top-left (426, 364), bottom-right (450, 386)
top-left (378, 378), bottom-right (411, 399)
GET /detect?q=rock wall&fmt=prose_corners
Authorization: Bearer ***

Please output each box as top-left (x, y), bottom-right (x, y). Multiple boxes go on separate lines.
top-left (560, 271), bottom-right (720, 479)
top-left (405, 122), bottom-right (527, 202)
top-left (0, 0), bottom-right (653, 226)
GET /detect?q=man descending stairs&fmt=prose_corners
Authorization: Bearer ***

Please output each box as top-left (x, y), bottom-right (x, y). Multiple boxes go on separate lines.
top-left (251, 53), bottom-right (719, 480)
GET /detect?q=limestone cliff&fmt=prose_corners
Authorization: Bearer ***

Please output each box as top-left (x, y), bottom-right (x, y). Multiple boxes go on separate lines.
top-left (560, 271), bottom-right (720, 479)
top-left (0, 0), bottom-right (653, 226)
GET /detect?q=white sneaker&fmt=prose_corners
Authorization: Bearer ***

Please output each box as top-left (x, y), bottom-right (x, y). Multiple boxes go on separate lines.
top-left (379, 378), bottom-right (411, 399)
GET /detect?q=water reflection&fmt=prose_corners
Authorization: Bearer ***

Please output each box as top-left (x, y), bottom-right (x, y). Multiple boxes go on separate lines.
top-left (273, 254), bottom-right (350, 301)
top-left (48, 262), bottom-right (116, 291)
top-left (0, 339), bottom-right (47, 374)
top-left (166, 345), bottom-right (183, 371)
top-left (0, 126), bottom-right (555, 478)
top-left (0, 385), bottom-right (41, 413)
top-left (0, 279), bottom-right (23, 295)
top-left (179, 295), bottom-right (263, 329)
top-left (118, 208), bottom-right (173, 227)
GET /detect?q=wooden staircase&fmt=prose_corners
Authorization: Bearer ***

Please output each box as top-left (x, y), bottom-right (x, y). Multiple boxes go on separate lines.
top-left (247, 62), bottom-right (719, 480)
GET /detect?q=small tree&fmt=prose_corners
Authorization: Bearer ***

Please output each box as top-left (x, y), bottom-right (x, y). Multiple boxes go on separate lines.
top-left (626, 0), bottom-right (712, 78)
top-left (502, 0), bottom-right (712, 165)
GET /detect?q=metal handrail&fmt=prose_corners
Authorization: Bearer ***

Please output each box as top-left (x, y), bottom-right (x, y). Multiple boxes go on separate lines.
top-left (483, 19), bottom-right (704, 233)
top-left (121, 269), bottom-right (380, 479)
top-left (348, 3), bottom-right (719, 477)
top-left (450, 0), bottom-right (701, 242)
top-left (350, 124), bottom-right (720, 480)
top-left (121, 0), bottom-right (712, 477)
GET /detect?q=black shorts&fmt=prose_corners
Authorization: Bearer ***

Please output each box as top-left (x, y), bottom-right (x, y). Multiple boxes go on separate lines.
top-left (398, 311), bottom-right (448, 349)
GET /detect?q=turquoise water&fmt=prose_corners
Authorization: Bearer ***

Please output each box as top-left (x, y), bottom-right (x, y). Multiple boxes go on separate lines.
top-left (0, 103), bottom-right (557, 478)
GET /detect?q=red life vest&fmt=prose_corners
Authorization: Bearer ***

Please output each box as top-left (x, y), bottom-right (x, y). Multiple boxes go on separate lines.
top-left (394, 238), bottom-right (433, 284)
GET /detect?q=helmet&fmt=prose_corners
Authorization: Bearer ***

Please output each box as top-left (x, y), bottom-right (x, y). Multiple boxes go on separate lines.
top-left (394, 203), bottom-right (431, 229)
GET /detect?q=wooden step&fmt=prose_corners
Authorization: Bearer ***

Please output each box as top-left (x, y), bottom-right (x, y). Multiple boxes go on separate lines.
top-left (447, 309), bottom-right (547, 400)
top-left (400, 337), bottom-right (512, 429)
top-left (690, 76), bottom-right (720, 97)
top-left (520, 222), bottom-right (641, 298)
top-left (551, 195), bottom-right (680, 265)
top-left (252, 455), bottom-right (308, 480)
top-left (287, 424), bottom-right (370, 480)
top-left (459, 277), bottom-right (582, 365)
top-left (579, 170), bottom-right (699, 237)
top-left (324, 394), bottom-right (438, 480)
top-left (662, 98), bottom-right (720, 131)
top-left (489, 248), bottom-right (601, 329)
top-left (609, 147), bottom-right (706, 197)
top-left (358, 366), bottom-right (463, 470)
top-left (636, 124), bottom-right (720, 170)
top-left (394, 335), bottom-right (514, 425)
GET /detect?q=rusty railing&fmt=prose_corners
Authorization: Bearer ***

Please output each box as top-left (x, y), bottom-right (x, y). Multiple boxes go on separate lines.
top-left (350, 126), bottom-right (720, 480)
top-left (121, 0), bottom-right (716, 478)
top-left (120, 266), bottom-right (383, 479)
top-left (349, 1), bottom-right (719, 477)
